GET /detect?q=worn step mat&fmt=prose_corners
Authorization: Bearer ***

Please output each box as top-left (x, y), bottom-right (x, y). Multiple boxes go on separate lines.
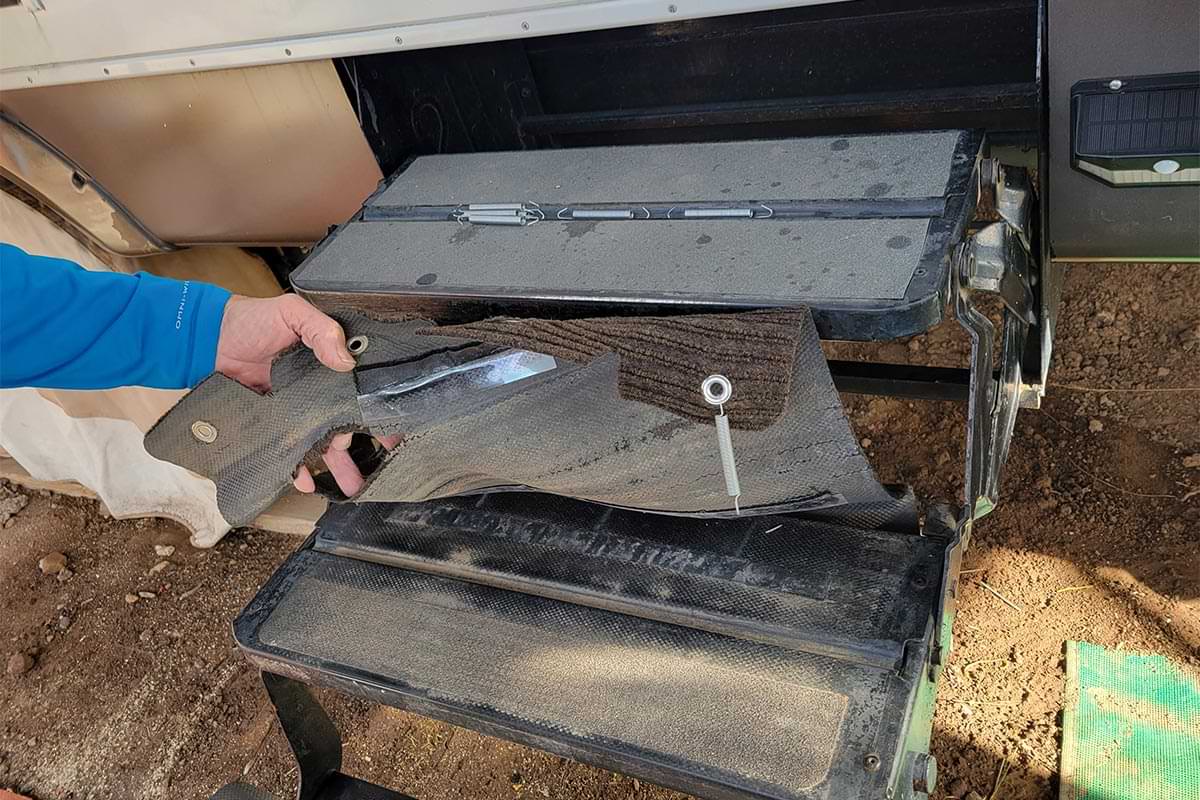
top-left (146, 309), bottom-right (909, 529)
top-left (292, 130), bottom-right (981, 340)
top-left (237, 512), bottom-right (941, 800)
top-left (1061, 641), bottom-right (1200, 800)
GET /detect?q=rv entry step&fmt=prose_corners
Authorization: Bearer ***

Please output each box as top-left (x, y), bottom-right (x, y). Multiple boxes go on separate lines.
top-left (232, 495), bottom-right (950, 800)
top-left (293, 130), bottom-right (981, 341)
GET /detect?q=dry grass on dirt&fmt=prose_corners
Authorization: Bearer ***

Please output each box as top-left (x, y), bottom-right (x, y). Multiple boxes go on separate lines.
top-left (1, 263), bottom-right (1198, 800)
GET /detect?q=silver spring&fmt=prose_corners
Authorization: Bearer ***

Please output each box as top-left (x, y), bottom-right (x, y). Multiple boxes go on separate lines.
top-left (682, 208), bottom-right (754, 218)
top-left (713, 412), bottom-right (742, 505)
top-left (468, 203), bottom-right (524, 212)
top-left (463, 213), bottom-right (525, 226)
top-left (572, 209), bottom-right (634, 219)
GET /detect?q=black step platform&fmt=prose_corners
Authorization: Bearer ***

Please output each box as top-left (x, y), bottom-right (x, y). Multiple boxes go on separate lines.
top-left (235, 494), bottom-right (948, 800)
top-left (292, 130), bottom-right (981, 340)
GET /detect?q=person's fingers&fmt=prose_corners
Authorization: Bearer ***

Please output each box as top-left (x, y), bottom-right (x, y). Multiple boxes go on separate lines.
top-left (281, 296), bottom-right (356, 372)
top-left (378, 434), bottom-right (402, 450)
top-left (323, 435), bottom-right (366, 496)
top-left (293, 465), bottom-right (316, 493)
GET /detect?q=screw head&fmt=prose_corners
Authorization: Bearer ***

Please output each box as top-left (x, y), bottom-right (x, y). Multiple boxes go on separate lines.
top-left (521, 21), bottom-right (530, 31)
top-left (863, 753), bottom-right (881, 772)
top-left (394, 35), bottom-right (403, 45)
top-left (191, 420), bottom-right (218, 444)
top-left (1107, 79), bottom-right (1123, 91)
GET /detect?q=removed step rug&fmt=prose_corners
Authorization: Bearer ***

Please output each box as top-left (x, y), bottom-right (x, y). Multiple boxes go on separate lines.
top-left (145, 309), bottom-right (905, 527)
top-left (1060, 641), bottom-right (1200, 800)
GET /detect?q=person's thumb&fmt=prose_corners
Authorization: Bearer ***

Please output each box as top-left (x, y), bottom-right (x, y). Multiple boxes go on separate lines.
top-left (283, 295), bottom-right (356, 372)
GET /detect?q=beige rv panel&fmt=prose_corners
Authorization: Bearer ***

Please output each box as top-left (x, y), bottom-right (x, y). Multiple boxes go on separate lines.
top-left (0, 60), bottom-right (382, 245)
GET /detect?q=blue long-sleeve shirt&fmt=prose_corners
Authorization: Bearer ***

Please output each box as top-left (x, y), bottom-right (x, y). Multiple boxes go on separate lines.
top-left (0, 243), bottom-right (231, 390)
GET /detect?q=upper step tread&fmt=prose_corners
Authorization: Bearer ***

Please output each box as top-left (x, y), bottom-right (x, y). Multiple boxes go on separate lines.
top-left (372, 131), bottom-right (963, 207)
top-left (292, 130), bottom-right (981, 340)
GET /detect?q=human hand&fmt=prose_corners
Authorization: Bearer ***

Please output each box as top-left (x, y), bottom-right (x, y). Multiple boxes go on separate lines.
top-left (214, 293), bottom-right (392, 496)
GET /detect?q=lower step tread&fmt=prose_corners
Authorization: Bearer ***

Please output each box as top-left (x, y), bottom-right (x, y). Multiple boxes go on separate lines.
top-left (238, 548), bottom-right (930, 800)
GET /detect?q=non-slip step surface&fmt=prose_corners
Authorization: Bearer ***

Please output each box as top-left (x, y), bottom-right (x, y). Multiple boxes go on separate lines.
top-left (373, 131), bottom-right (964, 207)
top-left (297, 217), bottom-right (933, 302)
top-left (312, 496), bottom-right (941, 668)
top-left (293, 130), bottom-right (981, 339)
top-left (238, 548), bottom-right (925, 800)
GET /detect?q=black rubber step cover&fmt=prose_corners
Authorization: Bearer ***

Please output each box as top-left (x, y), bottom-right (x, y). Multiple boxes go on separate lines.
top-left (236, 497), bottom-right (944, 800)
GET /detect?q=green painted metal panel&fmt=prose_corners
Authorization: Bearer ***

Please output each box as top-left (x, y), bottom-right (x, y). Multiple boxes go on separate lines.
top-left (1061, 641), bottom-right (1200, 800)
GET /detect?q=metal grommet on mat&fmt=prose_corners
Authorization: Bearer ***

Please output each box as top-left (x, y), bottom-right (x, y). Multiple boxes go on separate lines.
top-left (347, 335), bottom-right (369, 356)
top-left (191, 420), bottom-right (218, 443)
top-left (701, 374), bottom-right (733, 407)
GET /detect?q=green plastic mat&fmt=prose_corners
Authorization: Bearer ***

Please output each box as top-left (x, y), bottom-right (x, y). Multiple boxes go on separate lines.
top-left (1061, 641), bottom-right (1200, 800)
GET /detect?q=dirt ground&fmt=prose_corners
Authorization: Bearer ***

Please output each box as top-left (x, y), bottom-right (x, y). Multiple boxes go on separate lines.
top-left (1, 262), bottom-right (1197, 800)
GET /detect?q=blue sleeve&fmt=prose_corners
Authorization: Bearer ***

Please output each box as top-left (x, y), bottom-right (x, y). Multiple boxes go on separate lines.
top-left (0, 243), bottom-right (231, 390)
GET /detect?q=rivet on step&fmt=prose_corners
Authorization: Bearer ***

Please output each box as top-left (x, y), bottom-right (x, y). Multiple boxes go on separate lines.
top-left (191, 421), bottom-right (218, 444)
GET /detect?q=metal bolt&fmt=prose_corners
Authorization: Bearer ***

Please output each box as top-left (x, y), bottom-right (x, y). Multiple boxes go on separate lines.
top-left (394, 35), bottom-right (403, 45)
top-left (1107, 79), bottom-right (1123, 91)
top-left (669, 4), bottom-right (678, 11)
top-left (191, 421), bottom-right (218, 444)
top-left (863, 753), bottom-right (881, 772)
top-left (911, 752), bottom-right (937, 794)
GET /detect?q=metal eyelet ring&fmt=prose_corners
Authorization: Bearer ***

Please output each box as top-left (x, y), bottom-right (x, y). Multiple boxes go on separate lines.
top-left (701, 374), bottom-right (733, 407)
top-left (191, 420), bottom-right (218, 443)
top-left (347, 335), bottom-right (369, 356)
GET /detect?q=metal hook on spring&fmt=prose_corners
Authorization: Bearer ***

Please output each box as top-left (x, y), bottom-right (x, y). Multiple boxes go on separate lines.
top-left (757, 203), bottom-right (774, 219)
top-left (641, 206), bottom-right (652, 219)
top-left (557, 207), bottom-right (571, 220)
